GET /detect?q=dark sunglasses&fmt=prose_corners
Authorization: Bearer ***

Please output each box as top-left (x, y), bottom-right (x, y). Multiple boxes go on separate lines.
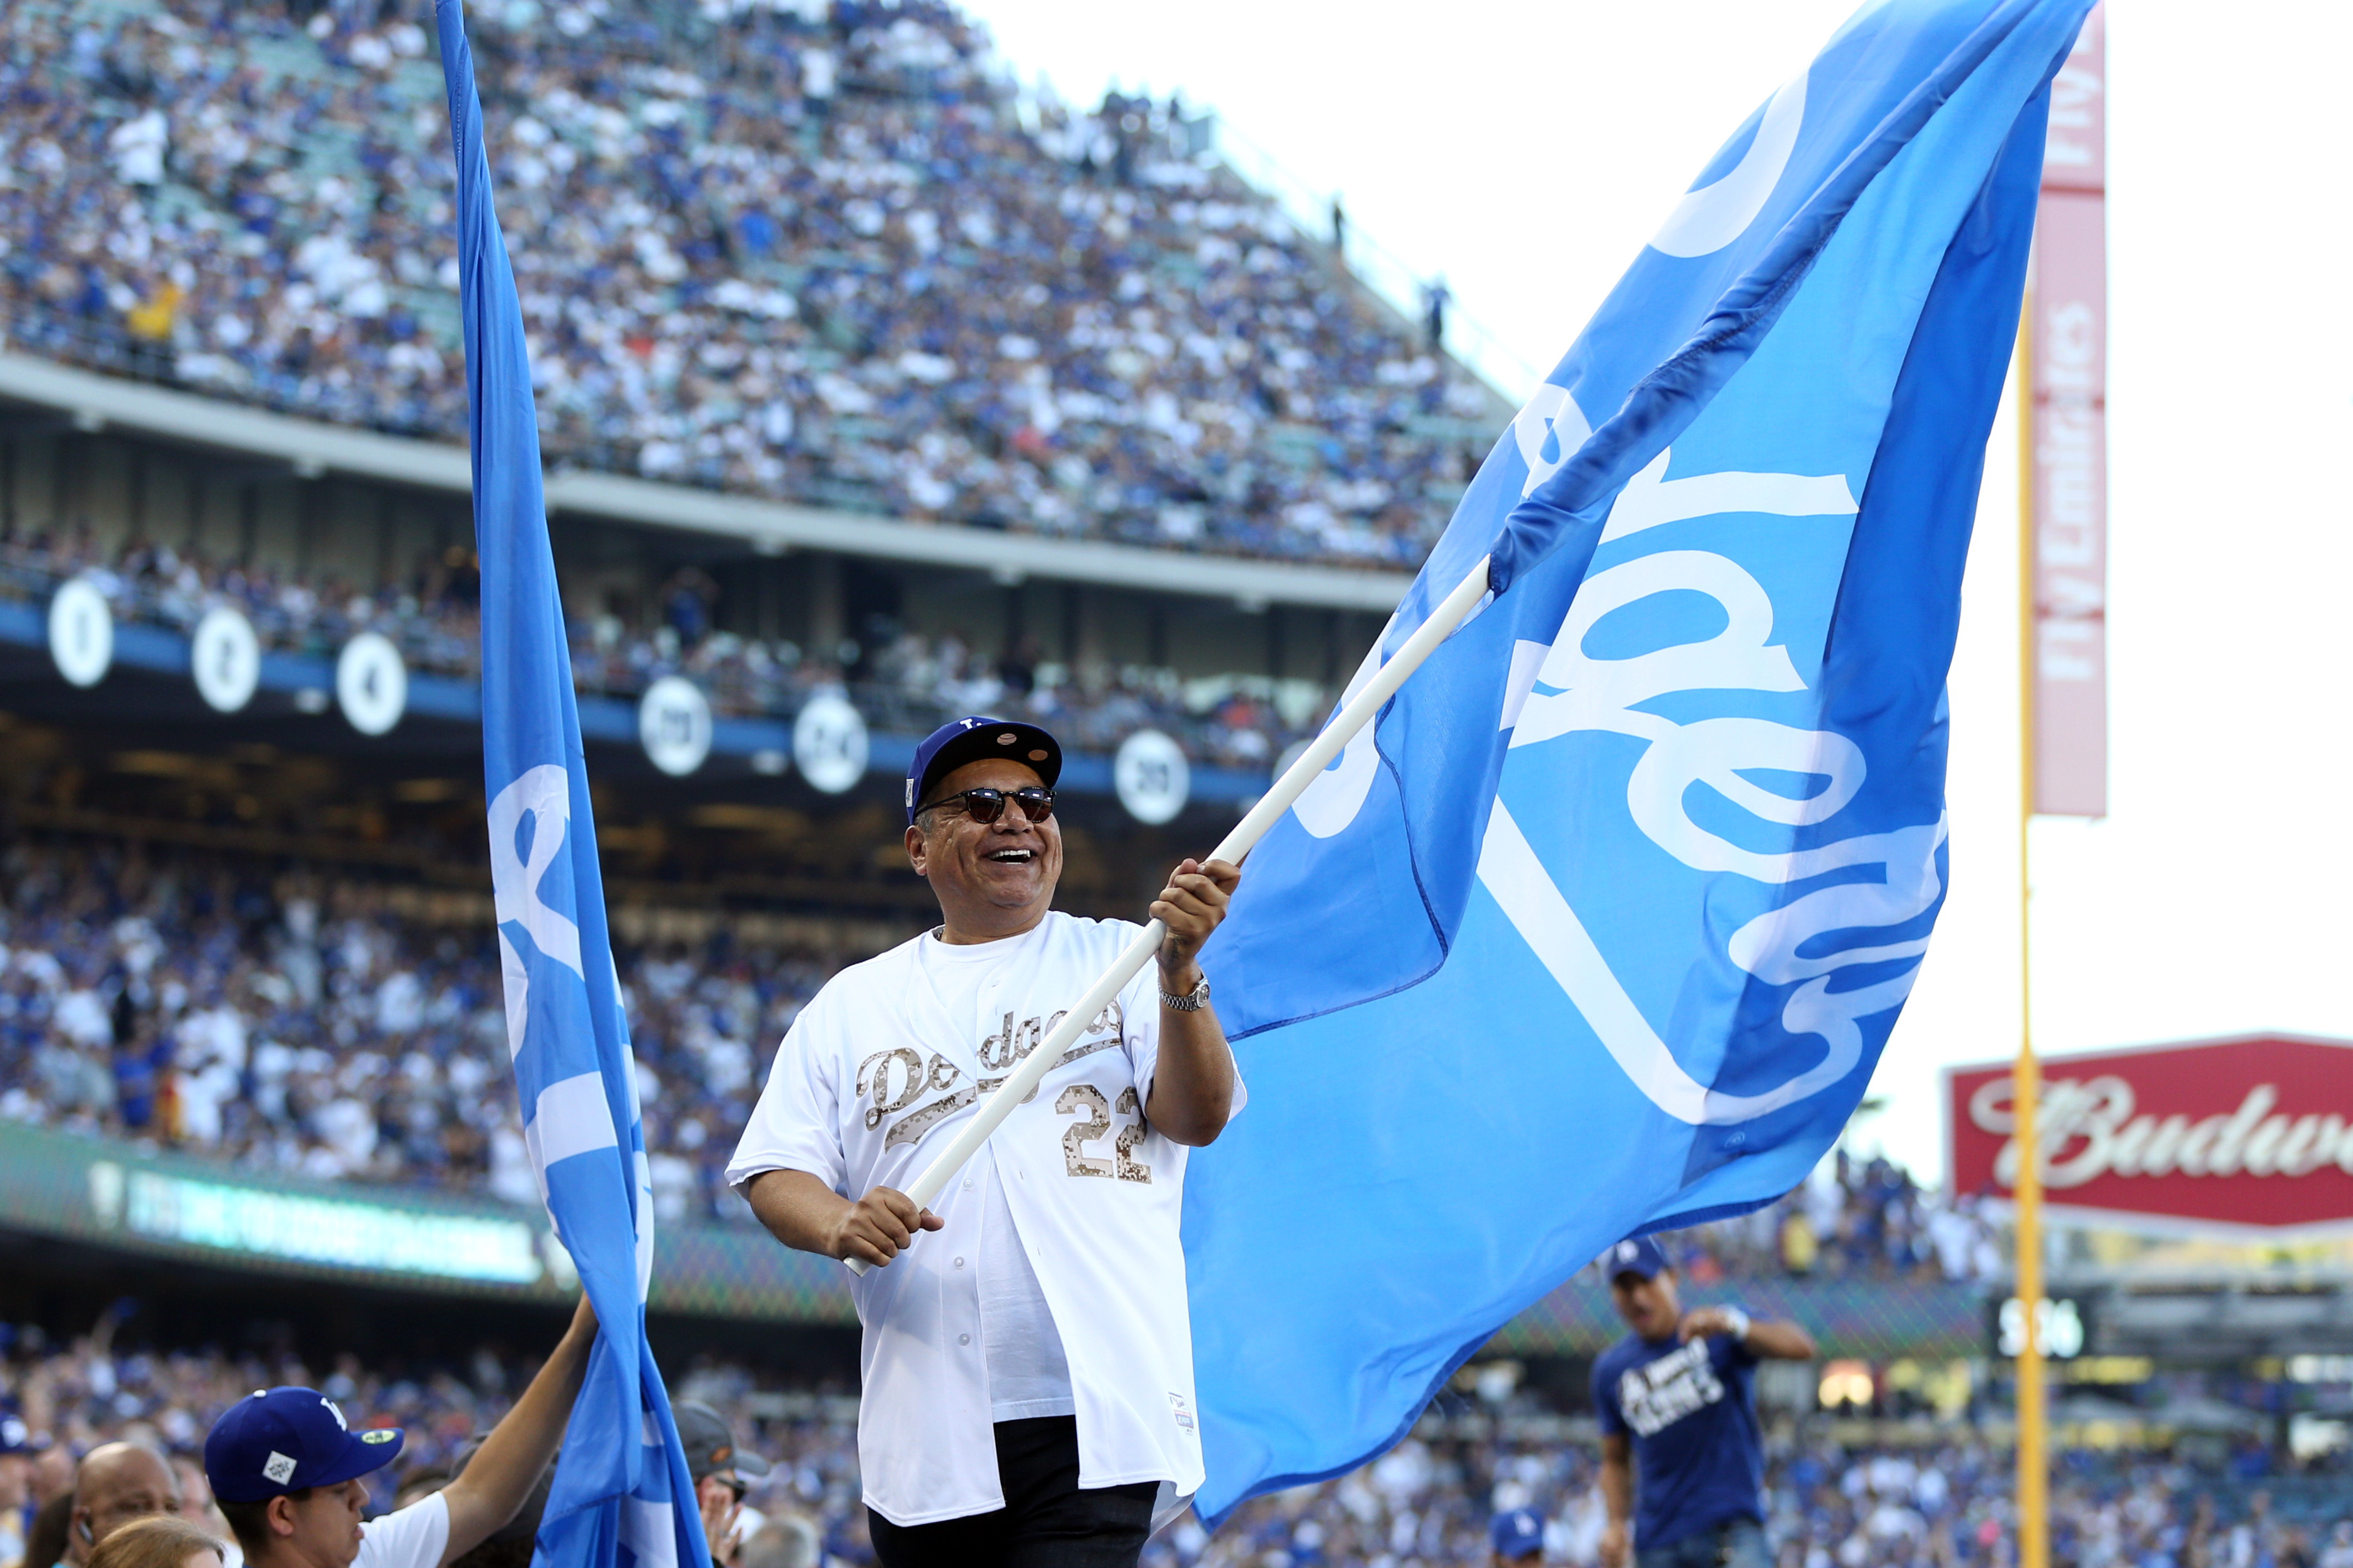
top-left (916, 785), bottom-right (1056, 825)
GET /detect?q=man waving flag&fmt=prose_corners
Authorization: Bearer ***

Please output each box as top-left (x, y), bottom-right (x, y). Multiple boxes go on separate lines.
top-left (1187, 0), bottom-right (2095, 1523)
top-left (435, 6), bottom-right (711, 1568)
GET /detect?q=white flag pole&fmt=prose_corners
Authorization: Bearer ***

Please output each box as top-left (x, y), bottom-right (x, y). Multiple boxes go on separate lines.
top-left (847, 556), bottom-right (1492, 1274)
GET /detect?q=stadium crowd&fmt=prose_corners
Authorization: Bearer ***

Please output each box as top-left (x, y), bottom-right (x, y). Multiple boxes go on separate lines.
top-left (0, 531), bottom-right (1320, 772)
top-left (0, 833), bottom-right (2008, 1281)
top-left (0, 836), bottom-right (831, 1225)
top-left (1664, 1152), bottom-right (2010, 1287)
top-left (0, 1327), bottom-right (2342, 1568)
top-left (0, 0), bottom-right (1493, 568)
top-left (1196, 1417), bottom-right (2353, 1568)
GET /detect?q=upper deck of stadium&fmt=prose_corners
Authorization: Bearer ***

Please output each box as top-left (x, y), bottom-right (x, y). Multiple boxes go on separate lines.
top-left (0, 0), bottom-right (1512, 574)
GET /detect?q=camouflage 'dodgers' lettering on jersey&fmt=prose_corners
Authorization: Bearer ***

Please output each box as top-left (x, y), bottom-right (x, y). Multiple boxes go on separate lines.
top-left (858, 1000), bottom-right (1128, 1150)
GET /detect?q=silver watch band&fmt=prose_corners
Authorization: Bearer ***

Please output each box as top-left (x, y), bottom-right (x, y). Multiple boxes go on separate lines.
top-left (1160, 972), bottom-right (1211, 1012)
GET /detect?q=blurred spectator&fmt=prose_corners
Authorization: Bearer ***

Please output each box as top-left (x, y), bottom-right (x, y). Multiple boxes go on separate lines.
top-left (33, 1443), bottom-right (78, 1512)
top-left (28, 1493), bottom-right (77, 1568)
top-left (394, 1439), bottom-right (549, 1568)
top-left (1489, 1506), bottom-right (1544, 1565)
top-left (63, 1446), bottom-right (180, 1567)
top-left (661, 570), bottom-right (720, 653)
top-left (1, 1412), bottom-right (33, 1567)
top-left (732, 1516), bottom-right (819, 1568)
top-left (672, 1402), bottom-right (768, 1568)
top-left (82, 1517), bottom-right (224, 1568)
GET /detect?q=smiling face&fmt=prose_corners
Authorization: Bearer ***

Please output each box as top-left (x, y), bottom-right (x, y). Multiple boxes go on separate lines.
top-left (905, 756), bottom-right (1061, 942)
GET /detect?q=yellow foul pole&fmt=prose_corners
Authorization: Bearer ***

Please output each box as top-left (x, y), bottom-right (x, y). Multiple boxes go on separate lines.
top-left (2013, 301), bottom-right (2048, 1568)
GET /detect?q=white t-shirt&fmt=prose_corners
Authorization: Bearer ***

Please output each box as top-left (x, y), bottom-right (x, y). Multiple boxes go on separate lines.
top-left (357, 1494), bottom-right (449, 1568)
top-left (920, 930), bottom-right (1077, 1421)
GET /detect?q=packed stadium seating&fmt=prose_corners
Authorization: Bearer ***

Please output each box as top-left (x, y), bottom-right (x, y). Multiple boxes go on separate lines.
top-left (0, 830), bottom-right (2011, 1286)
top-left (1, 1329), bottom-right (2343, 1568)
top-left (1197, 1417), bottom-right (2350, 1568)
top-left (0, 528), bottom-right (1317, 771)
top-left (0, 829), bottom-right (1980, 1280)
top-left (0, 0), bottom-right (1496, 569)
top-left (1668, 1152), bottom-right (2009, 1288)
top-left (0, 836), bottom-right (838, 1225)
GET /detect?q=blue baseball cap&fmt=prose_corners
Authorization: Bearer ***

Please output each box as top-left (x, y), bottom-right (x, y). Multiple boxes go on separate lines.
top-left (1603, 1235), bottom-right (1672, 1282)
top-left (1490, 1508), bottom-right (1545, 1558)
top-left (204, 1388), bottom-right (405, 1502)
top-left (905, 717), bottom-right (1062, 825)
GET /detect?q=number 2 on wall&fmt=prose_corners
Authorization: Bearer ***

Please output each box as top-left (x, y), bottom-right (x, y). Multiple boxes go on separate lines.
top-left (1056, 1083), bottom-right (1152, 1184)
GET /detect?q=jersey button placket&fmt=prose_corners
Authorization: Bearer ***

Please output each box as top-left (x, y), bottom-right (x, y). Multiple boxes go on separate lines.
top-left (957, 1152), bottom-right (987, 1363)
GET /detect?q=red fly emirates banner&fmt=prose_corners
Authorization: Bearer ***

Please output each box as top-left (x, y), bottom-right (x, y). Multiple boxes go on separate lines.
top-left (1948, 1036), bottom-right (2353, 1233)
top-left (2028, 5), bottom-right (2107, 815)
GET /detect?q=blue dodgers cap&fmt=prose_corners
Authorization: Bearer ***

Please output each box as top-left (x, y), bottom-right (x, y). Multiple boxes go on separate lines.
top-left (905, 717), bottom-right (1062, 825)
top-left (204, 1388), bottom-right (405, 1503)
top-left (1603, 1235), bottom-right (1672, 1282)
top-left (1490, 1509), bottom-right (1546, 1558)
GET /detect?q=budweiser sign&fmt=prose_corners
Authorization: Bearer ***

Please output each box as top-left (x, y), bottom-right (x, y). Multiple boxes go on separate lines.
top-left (1946, 1035), bottom-right (2353, 1232)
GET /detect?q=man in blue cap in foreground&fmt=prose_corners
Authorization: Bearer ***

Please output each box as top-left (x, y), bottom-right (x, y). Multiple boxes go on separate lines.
top-left (204, 1298), bottom-right (594, 1568)
top-left (1592, 1237), bottom-right (1815, 1568)
top-left (730, 716), bottom-right (1244, 1566)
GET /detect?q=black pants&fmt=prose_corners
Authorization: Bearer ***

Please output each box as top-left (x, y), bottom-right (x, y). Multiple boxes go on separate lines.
top-left (867, 1416), bottom-right (1157, 1568)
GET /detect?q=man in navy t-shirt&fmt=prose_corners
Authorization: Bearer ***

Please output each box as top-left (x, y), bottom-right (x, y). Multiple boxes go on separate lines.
top-left (1592, 1237), bottom-right (1816, 1568)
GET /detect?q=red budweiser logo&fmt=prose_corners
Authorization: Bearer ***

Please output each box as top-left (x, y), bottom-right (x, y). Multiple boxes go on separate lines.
top-left (1946, 1034), bottom-right (2353, 1231)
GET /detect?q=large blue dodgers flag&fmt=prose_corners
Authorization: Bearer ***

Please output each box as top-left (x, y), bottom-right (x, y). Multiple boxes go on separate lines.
top-left (435, 8), bottom-right (711, 1568)
top-left (1188, 0), bottom-right (2093, 1523)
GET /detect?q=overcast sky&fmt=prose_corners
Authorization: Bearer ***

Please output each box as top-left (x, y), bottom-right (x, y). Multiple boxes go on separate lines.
top-left (969, 0), bottom-right (2353, 1183)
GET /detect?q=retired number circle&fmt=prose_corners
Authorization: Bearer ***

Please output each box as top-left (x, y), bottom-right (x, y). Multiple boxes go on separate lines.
top-left (793, 693), bottom-right (868, 794)
top-left (336, 631), bottom-right (408, 735)
top-left (1114, 729), bottom-right (1190, 825)
top-left (639, 676), bottom-right (714, 777)
top-left (191, 606), bottom-right (262, 713)
top-left (47, 578), bottom-right (113, 688)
